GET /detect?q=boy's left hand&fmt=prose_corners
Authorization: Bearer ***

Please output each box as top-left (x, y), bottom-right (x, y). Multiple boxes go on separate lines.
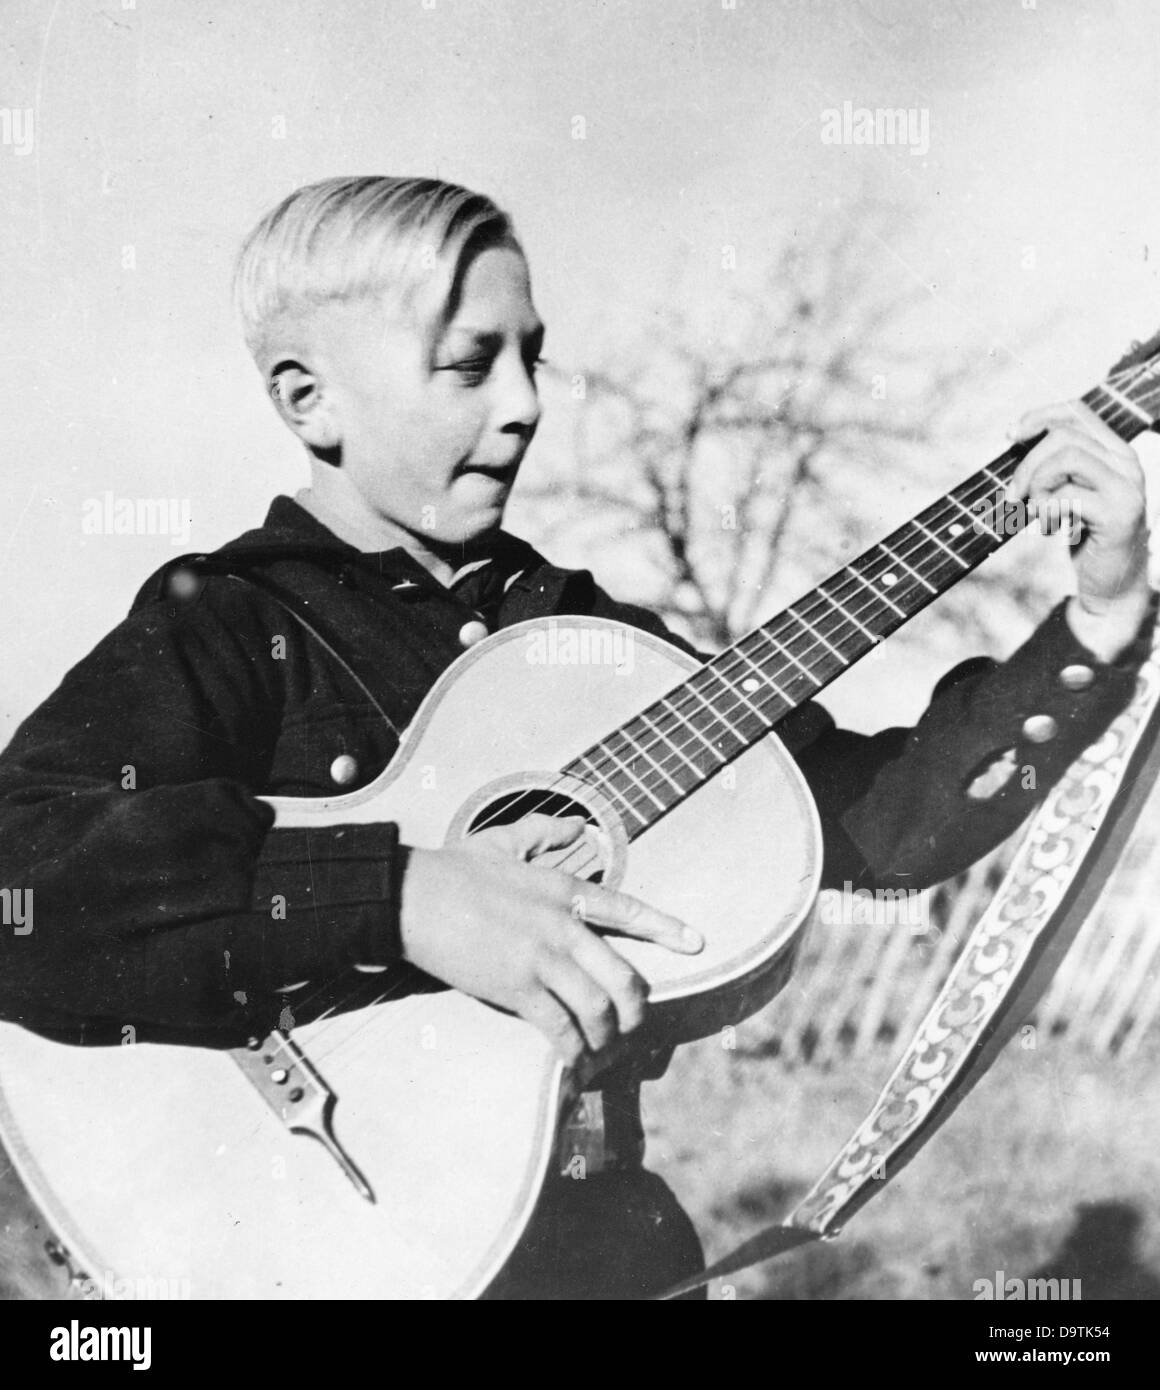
top-left (1009, 400), bottom-right (1152, 663)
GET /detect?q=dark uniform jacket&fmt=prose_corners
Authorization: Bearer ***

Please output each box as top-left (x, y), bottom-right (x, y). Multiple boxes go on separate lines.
top-left (0, 495), bottom-right (1147, 1048)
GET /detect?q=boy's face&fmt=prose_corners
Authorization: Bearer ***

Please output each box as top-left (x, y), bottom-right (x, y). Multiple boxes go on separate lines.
top-left (315, 245), bottom-right (543, 548)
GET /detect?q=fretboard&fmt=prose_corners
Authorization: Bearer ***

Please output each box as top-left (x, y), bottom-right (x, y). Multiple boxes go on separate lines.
top-left (564, 382), bottom-right (1152, 838)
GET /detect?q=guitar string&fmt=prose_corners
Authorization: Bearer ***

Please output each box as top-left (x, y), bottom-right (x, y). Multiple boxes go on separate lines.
top-left (543, 371), bottom-right (1160, 826)
top-left (480, 371), bottom-right (1160, 874)
top-left (466, 421), bottom-right (1121, 849)
top-left (270, 969), bottom-right (422, 1061)
top-left (308, 991), bottom-right (436, 1069)
top-left (312, 989), bottom-right (466, 1075)
top-left (287, 364), bottom-right (1160, 1050)
top-left (290, 375), bottom-right (1160, 1206)
top-left (307, 410), bottom-right (1145, 1071)
top-left (301, 386), bottom-right (1160, 1056)
top-left (304, 366), bottom-right (1160, 1044)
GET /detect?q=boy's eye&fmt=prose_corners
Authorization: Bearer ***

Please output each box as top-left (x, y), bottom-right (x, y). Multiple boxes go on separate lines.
top-left (437, 351), bottom-right (545, 385)
top-left (453, 358), bottom-right (492, 385)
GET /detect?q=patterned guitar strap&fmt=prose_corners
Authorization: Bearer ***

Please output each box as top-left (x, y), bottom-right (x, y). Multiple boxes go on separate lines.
top-left (657, 614), bottom-right (1160, 1300)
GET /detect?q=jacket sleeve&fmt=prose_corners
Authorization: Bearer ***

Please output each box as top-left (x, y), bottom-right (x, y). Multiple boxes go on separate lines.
top-left (0, 579), bottom-right (404, 1046)
top-left (782, 598), bottom-right (1153, 890)
top-left (584, 578), bottom-right (1153, 892)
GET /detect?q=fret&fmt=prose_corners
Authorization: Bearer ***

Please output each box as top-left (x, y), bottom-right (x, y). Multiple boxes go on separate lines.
top-left (656, 696), bottom-right (729, 764)
top-left (683, 677), bottom-right (749, 743)
top-left (702, 662), bottom-right (774, 725)
top-left (1082, 382), bottom-right (1153, 442)
top-left (786, 604), bottom-right (849, 665)
top-left (1099, 382), bottom-right (1154, 427)
top-left (561, 351), bottom-right (1154, 844)
top-left (874, 540), bottom-right (937, 595)
top-left (571, 753), bottom-right (649, 830)
top-left (636, 709), bottom-right (705, 780)
top-left (945, 491), bottom-right (998, 542)
top-left (913, 516), bottom-right (969, 570)
top-left (733, 643), bottom-right (795, 702)
top-left (816, 583), bottom-right (880, 643)
top-left (608, 727), bottom-right (686, 804)
top-left (754, 627), bottom-right (824, 687)
top-left (844, 562), bottom-right (905, 618)
top-left (600, 742), bottom-right (667, 812)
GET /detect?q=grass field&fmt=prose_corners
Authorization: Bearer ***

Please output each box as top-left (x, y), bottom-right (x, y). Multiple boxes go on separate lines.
top-left (646, 1021), bottom-right (1160, 1300)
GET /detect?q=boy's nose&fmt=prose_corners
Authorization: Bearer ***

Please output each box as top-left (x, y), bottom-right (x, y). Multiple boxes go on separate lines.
top-left (497, 358), bottom-right (541, 434)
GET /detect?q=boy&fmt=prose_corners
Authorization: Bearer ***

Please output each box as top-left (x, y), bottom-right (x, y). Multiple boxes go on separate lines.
top-left (0, 176), bottom-right (1152, 1300)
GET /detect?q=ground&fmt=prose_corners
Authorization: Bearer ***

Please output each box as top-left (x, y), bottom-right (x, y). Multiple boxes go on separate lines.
top-left (646, 1022), bottom-right (1160, 1300)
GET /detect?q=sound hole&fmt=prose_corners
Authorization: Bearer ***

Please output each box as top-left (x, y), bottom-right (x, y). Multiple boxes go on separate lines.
top-left (465, 788), bottom-right (607, 883)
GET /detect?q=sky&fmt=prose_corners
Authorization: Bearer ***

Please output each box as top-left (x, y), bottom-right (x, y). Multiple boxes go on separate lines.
top-left (4, 0), bottom-right (1160, 735)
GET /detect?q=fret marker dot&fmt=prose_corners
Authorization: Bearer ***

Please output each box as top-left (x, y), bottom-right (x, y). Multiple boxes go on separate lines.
top-left (948, 522), bottom-right (965, 538)
top-left (880, 571), bottom-right (899, 587)
top-left (742, 677), bottom-right (761, 694)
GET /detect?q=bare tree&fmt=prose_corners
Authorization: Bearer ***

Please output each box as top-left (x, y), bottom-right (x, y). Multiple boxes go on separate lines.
top-left (518, 203), bottom-right (1050, 655)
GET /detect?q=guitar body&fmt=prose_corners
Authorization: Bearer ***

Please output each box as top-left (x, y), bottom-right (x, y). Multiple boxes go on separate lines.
top-left (0, 618), bottom-right (821, 1299)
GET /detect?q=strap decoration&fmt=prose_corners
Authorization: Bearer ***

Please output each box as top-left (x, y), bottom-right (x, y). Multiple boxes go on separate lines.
top-left (659, 612), bottom-right (1160, 1298)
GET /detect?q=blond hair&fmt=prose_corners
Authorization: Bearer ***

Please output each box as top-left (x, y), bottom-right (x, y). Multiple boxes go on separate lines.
top-left (233, 175), bottom-right (518, 364)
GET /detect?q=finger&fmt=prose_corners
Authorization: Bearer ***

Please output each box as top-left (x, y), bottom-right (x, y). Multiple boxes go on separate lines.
top-left (469, 813), bottom-right (586, 862)
top-left (539, 953), bottom-right (619, 1053)
top-left (569, 932), bottom-right (648, 1035)
top-left (1027, 493), bottom-right (1086, 539)
top-left (512, 814), bottom-right (588, 860)
top-left (1007, 429), bottom-right (1118, 503)
top-left (570, 882), bottom-right (703, 954)
top-left (522, 988), bottom-right (586, 1067)
top-left (1024, 455), bottom-right (1133, 517)
top-left (1009, 400), bottom-right (1136, 459)
top-left (1008, 401), bottom-right (1081, 443)
top-left (1026, 488), bottom-right (1110, 543)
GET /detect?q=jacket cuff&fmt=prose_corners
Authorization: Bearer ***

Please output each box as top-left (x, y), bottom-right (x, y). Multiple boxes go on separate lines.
top-left (250, 821), bottom-right (404, 974)
top-left (1000, 595), bottom-right (1153, 776)
top-left (837, 594), bottom-right (1156, 889)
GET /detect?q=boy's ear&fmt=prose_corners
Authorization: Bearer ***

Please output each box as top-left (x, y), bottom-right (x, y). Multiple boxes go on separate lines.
top-left (267, 359), bottom-right (341, 460)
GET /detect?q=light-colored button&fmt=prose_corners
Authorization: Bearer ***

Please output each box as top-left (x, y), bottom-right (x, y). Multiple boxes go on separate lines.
top-left (458, 619), bottom-right (489, 649)
top-left (329, 753), bottom-right (360, 786)
top-left (1060, 664), bottom-right (1095, 691)
top-left (1022, 715), bottom-right (1058, 744)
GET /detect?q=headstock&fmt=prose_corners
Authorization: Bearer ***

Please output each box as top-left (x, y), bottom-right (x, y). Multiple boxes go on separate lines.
top-left (1109, 327), bottom-right (1160, 377)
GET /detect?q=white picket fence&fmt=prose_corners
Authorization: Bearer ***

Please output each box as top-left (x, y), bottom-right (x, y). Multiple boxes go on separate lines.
top-left (752, 800), bottom-right (1160, 1065)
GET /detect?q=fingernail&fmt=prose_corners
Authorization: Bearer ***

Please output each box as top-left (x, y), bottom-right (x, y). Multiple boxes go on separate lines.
top-left (681, 927), bottom-right (704, 952)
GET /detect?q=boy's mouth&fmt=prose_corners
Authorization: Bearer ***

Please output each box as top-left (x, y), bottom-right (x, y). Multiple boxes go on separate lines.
top-left (458, 459), bottom-right (521, 483)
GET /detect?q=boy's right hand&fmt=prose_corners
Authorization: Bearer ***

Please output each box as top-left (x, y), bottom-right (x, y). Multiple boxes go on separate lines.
top-left (398, 814), bottom-right (702, 1067)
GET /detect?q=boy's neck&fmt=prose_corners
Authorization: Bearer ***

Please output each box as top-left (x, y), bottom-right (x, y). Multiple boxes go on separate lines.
top-left (296, 468), bottom-right (469, 588)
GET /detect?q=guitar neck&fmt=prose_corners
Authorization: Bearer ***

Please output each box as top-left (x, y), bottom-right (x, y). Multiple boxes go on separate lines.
top-left (564, 382), bottom-right (1152, 839)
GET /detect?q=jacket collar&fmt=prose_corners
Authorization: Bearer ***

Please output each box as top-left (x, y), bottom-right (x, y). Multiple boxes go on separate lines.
top-left (140, 494), bottom-right (592, 618)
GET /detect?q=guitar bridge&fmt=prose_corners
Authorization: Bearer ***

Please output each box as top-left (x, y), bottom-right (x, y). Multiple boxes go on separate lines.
top-left (231, 1029), bottom-right (375, 1203)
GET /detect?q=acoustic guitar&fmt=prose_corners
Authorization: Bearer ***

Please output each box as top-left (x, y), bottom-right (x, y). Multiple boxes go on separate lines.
top-left (2, 334), bottom-right (1158, 1300)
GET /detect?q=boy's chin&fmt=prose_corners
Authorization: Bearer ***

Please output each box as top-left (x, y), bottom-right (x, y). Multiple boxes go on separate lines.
top-left (426, 506), bottom-right (508, 549)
